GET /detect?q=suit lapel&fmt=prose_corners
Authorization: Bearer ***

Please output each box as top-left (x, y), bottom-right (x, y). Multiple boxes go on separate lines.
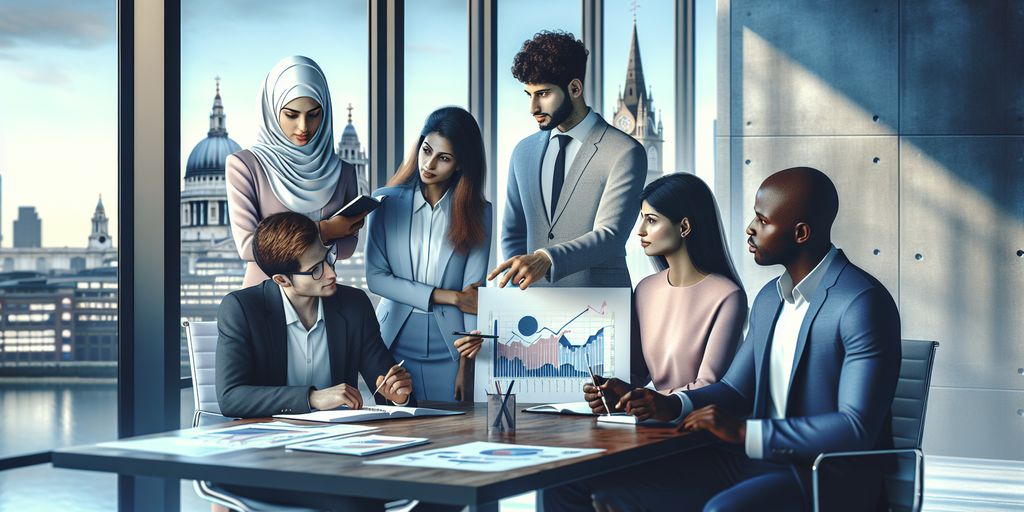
top-left (784, 251), bottom-right (849, 398)
top-left (551, 122), bottom-right (606, 226)
top-left (322, 295), bottom-right (348, 384)
top-left (261, 281), bottom-right (288, 384)
top-left (389, 185), bottom-right (415, 279)
top-left (753, 290), bottom-right (783, 418)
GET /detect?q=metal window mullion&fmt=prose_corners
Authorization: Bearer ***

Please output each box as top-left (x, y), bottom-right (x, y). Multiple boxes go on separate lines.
top-left (369, 0), bottom-right (404, 191)
top-left (468, 0), bottom-right (498, 270)
top-left (676, 0), bottom-right (696, 173)
top-left (582, 0), bottom-right (604, 115)
top-left (118, 0), bottom-right (181, 510)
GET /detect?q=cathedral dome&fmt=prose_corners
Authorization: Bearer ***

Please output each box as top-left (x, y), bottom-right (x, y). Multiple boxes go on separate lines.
top-left (185, 78), bottom-right (241, 180)
top-left (185, 136), bottom-right (241, 179)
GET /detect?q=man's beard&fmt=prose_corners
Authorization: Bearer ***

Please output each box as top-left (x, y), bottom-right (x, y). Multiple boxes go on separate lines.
top-left (538, 93), bottom-right (574, 131)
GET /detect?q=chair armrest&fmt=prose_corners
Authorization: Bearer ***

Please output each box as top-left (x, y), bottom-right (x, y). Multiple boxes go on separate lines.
top-left (812, 448), bottom-right (924, 512)
top-left (192, 409), bottom-right (233, 428)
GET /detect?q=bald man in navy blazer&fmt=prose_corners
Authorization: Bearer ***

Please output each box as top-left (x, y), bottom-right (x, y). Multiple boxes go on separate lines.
top-left (546, 168), bottom-right (902, 512)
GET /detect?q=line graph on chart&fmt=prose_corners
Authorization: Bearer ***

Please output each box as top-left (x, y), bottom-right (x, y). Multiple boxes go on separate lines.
top-left (475, 287), bottom-right (631, 402)
top-left (491, 301), bottom-right (614, 379)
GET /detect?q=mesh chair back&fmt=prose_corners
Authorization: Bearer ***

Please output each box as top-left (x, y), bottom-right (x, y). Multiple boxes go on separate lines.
top-left (184, 321), bottom-right (221, 416)
top-left (886, 339), bottom-right (938, 511)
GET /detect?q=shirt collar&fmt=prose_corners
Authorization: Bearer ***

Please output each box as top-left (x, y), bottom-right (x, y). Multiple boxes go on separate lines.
top-left (278, 283), bottom-right (324, 328)
top-left (549, 108), bottom-right (599, 144)
top-left (776, 245), bottom-right (838, 305)
top-left (413, 183), bottom-right (453, 213)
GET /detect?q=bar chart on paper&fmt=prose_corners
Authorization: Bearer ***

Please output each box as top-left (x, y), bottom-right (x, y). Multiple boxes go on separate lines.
top-left (475, 288), bottom-right (632, 403)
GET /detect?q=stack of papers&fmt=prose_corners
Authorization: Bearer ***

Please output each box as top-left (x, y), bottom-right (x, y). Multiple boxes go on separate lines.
top-left (288, 434), bottom-right (429, 456)
top-left (98, 422), bottom-right (377, 457)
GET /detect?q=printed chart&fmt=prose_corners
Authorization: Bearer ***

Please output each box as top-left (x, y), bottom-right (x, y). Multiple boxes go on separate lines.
top-left (474, 288), bottom-right (631, 403)
top-left (365, 441), bottom-right (604, 472)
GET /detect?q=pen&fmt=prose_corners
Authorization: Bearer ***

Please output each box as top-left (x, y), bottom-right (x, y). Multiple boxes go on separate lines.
top-left (452, 331), bottom-right (500, 339)
top-left (585, 353), bottom-right (612, 416)
top-left (372, 359), bottom-right (405, 396)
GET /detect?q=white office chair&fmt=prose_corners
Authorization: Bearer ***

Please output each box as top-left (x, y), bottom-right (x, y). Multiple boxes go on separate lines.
top-left (185, 320), bottom-right (415, 512)
top-left (185, 320), bottom-right (317, 512)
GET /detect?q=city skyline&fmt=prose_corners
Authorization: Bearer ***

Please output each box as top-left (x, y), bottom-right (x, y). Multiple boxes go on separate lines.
top-left (0, 0), bottom-right (714, 247)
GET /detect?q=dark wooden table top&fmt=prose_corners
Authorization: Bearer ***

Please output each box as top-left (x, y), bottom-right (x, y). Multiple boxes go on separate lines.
top-left (52, 402), bottom-right (713, 506)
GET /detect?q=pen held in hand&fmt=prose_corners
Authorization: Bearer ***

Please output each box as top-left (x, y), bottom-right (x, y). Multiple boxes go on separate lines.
top-left (452, 331), bottom-right (499, 339)
top-left (373, 359), bottom-right (405, 396)
top-left (586, 353), bottom-right (612, 417)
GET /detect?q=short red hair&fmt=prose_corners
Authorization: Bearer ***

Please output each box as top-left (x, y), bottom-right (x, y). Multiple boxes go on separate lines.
top-left (252, 212), bottom-right (320, 277)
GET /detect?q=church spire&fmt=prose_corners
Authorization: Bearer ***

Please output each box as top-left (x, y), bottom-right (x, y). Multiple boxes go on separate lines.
top-left (208, 76), bottom-right (228, 137)
top-left (622, 21), bottom-right (647, 118)
top-left (88, 194), bottom-right (112, 250)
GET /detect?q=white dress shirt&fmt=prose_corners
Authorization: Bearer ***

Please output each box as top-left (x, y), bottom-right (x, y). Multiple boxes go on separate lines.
top-left (673, 246), bottom-right (839, 459)
top-left (280, 285), bottom-right (333, 391)
top-left (410, 185), bottom-right (452, 312)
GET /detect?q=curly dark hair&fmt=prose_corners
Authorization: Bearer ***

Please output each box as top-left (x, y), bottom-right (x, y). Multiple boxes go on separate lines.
top-left (511, 30), bottom-right (589, 88)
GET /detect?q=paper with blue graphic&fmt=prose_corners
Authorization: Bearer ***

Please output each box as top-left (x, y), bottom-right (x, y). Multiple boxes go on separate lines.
top-left (365, 441), bottom-right (604, 472)
top-left (473, 287), bottom-right (632, 403)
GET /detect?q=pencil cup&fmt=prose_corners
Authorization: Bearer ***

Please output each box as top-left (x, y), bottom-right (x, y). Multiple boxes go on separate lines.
top-left (486, 392), bottom-right (516, 432)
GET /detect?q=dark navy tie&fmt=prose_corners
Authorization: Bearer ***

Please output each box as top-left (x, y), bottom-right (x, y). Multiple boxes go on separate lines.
top-left (551, 134), bottom-right (571, 219)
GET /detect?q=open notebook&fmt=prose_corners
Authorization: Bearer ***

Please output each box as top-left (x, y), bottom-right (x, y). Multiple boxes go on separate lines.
top-left (523, 401), bottom-right (598, 416)
top-left (274, 405), bottom-right (463, 424)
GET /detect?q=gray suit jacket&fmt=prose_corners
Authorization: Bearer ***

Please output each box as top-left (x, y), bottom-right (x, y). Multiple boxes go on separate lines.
top-left (502, 115), bottom-right (646, 287)
top-left (365, 182), bottom-right (492, 359)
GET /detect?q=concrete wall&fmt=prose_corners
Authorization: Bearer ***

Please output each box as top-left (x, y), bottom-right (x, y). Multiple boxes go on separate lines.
top-left (716, 0), bottom-right (1024, 460)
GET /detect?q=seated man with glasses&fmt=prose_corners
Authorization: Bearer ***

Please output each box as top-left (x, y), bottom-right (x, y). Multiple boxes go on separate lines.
top-left (215, 211), bottom-right (413, 509)
top-left (218, 211), bottom-right (413, 420)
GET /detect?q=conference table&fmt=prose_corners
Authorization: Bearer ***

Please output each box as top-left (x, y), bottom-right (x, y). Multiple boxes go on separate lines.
top-left (52, 402), bottom-right (714, 511)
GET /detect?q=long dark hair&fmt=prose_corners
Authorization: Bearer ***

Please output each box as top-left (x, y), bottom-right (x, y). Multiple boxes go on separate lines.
top-left (640, 173), bottom-right (743, 289)
top-left (387, 106), bottom-right (487, 254)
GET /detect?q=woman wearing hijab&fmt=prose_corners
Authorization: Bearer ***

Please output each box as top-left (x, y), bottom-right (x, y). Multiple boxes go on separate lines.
top-left (365, 107), bottom-right (491, 402)
top-left (227, 55), bottom-right (365, 288)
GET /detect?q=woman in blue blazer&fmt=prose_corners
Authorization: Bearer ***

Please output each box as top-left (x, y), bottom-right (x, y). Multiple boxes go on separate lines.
top-left (365, 106), bottom-right (492, 402)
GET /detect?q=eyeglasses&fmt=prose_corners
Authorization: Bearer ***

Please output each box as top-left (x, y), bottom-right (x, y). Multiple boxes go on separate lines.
top-left (287, 244), bottom-right (337, 280)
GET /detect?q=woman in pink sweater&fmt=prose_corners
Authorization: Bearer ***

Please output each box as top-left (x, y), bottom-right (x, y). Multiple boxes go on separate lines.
top-left (586, 172), bottom-right (747, 414)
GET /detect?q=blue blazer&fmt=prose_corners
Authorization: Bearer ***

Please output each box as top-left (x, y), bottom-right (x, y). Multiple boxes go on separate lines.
top-left (686, 250), bottom-right (901, 466)
top-left (364, 182), bottom-right (493, 361)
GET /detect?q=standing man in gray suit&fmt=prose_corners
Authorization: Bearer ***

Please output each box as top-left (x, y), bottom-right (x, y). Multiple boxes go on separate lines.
top-left (488, 30), bottom-right (647, 289)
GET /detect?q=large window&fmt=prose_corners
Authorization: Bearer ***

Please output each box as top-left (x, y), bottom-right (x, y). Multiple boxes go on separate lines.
top-left (0, 0), bottom-right (119, 509)
top-left (179, 0), bottom-right (370, 378)
top-left (403, 0), bottom-right (469, 160)
top-left (603, 1), bottom-right (679, 287)
top-left (495, 0), bottom-right (582, 262)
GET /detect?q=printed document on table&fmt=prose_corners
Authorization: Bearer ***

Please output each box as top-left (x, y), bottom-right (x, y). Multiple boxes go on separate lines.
top-left (365, 441), bottom-right (604, 472)
top-left (98, 422), bottom-right (376, 457)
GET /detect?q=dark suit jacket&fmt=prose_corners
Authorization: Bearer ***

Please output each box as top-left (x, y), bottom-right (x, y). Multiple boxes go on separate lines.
top-left (685, 250), bottom-right (901, 484)
top-left (216, 280), bottom-right (397, 419)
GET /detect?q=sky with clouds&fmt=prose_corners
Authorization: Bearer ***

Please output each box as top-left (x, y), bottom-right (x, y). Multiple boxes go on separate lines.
top-left (0, 0), bottom-right (714, 248)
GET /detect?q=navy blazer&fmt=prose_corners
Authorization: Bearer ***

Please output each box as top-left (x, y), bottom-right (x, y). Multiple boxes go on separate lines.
top-left (685, 250), bottom-right (901, 466)
top-left (216, 280), bottom-right (398, 419)
top-left (364, 182), bottom-right (492, 359)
